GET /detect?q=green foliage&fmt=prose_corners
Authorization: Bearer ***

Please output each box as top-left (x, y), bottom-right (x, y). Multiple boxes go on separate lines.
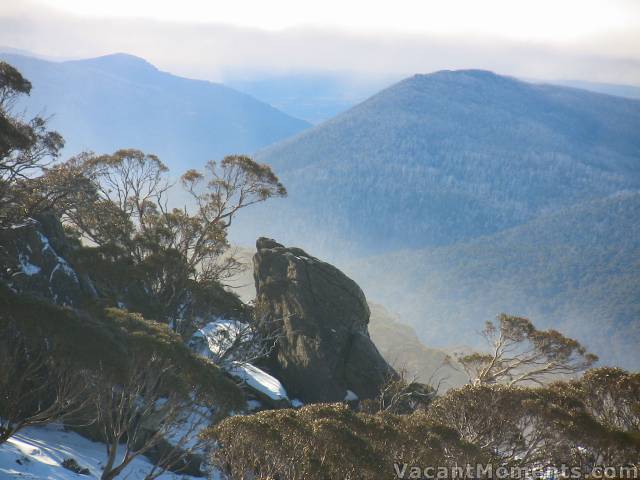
top-left (0, 61), bottom-right (64, 226)
top-left (0, 285), bottom-right (123, 443)
top-left (0, 284), bottom-right (243, 451)
top-left (560, 368), bottom-right (640, 442)
top-left (99, 307), bottom-right (243, 409)
top-left (61, 149), bottom-right (282, 331)
top-left (206, 403), bottom-right (483, 479)
top-left (0, 61), bottom-right (31, 98)
top-left (360, 370), bottom-right (436, 415)
top-left (0, 61), bottom-right (33, 158)
top-left (208, 370), bottom-right (640, 479)
top-left (87, 308), bottom-right (244, 480)
top-left (0, 284), bottom-right (124, 370)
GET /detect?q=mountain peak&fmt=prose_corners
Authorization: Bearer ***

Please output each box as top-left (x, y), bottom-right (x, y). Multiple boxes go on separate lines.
top-left (406, 69), bottom-right (515, 86)
top-left (424, 68), bottom-right (498, 77)
top-left (64, 53), bottom-right (158, 75)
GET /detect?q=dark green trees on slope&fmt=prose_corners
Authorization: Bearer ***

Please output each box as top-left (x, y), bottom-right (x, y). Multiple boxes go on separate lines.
top-left (243, 69), bottom-right (640, 252)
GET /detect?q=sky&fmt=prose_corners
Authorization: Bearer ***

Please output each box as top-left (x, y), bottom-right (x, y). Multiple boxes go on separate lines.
top-left (1, 0), bottom-right (639, 84)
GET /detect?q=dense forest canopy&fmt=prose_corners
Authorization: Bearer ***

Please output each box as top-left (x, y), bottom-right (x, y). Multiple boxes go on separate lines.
top-left (243, 70), bottom-right (640, 252)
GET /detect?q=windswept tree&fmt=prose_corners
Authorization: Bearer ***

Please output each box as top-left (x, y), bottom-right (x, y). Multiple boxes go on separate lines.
top-left (62, 150), bottom-right (170, 249)
top-left (181, 155), bottom-right (287, 230)
top-left (0, 61), bottom-right (64, 226)
top-left (457, 314), bottom-right (598, 386)
top-left (61, 150), bottom-right (286, 331)
top-left (428, 384), bottom-right (557, 466)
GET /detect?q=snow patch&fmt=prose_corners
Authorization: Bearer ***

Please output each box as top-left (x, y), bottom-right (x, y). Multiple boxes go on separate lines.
top-left (0, 424), bottom-right (205, 479)
top-left (190, 319), bottom-right (250, 362)
top-left (229, 362), bottom-right (289, 402)
top-left (191, 321), bottom-right (290, 404)
top-left (162, 403), bottom-right (212, 451)
top-left (17, 254), bottom-right (41, 276)
top-left (344, 390), bottom-right (359, 402)
top-left (7, 218), bottom-right (37, 230)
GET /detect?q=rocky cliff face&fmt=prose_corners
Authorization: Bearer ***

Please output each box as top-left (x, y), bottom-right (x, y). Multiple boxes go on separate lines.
top-left (253, 237), bottom-right (394, 402)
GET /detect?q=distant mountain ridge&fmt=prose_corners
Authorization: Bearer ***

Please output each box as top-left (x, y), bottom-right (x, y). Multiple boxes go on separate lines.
top-left (551, 79), bottom-right (640, 100)
top-left (0, 52), bottom-right (310, 171)
top-left (224, 70), bottom-right (640, 125)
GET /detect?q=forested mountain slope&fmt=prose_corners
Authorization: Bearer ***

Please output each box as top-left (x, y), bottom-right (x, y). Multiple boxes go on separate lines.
top-left (235, 70), bottom-right (640, 253)
top-left (347, 192), bottom-right (640, 369)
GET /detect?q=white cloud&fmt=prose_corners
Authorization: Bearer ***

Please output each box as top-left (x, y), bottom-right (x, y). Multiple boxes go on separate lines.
top-left (1, 0), bottom-right (639, 85)
top-left (26, 0), bottom-right (640, 41)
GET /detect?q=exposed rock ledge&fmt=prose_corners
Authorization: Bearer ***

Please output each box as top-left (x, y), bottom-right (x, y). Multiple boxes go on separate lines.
top-left (253, 237), bottom-right (395, 403)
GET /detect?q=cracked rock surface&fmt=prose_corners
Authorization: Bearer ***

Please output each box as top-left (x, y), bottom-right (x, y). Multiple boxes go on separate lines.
top-left (253, 237), bottom-right (394, 402)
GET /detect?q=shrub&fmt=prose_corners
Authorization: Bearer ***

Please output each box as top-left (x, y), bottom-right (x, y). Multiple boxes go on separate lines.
top-left (206, 403), bottom-right (483, 480)
top-left (0, 285), bottom-right (123, 443)
top-left (428, 380), bottom-right (640, 468)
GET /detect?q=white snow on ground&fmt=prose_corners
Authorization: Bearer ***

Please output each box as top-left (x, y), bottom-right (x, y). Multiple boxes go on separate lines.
top-left (0, 424), bottom-right (205, 479)
top-left (189, 320), bottom-right (249, 361)
top-left (344, 390), bottom-right (359, 402)
top-left (190, 321), bottom-right (290, 406)
top-left (8, 219), bottom-right (37, 230)
top-left (17, 254), bottom-right (41, 276)
top-left (228, 362), bottom-right (289, 402)
top-left (162, 403), bottom-right (212, 451)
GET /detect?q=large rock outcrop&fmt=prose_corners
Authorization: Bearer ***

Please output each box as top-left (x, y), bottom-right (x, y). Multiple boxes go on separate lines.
top-left (254, 237), bottom-right (394, 402)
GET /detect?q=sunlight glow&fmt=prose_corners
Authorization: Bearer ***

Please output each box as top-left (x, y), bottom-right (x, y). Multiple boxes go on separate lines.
top-left (30, 0), bottom-right (638, 41)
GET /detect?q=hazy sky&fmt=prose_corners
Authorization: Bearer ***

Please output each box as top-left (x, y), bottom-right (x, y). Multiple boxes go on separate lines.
top-left (24, 0), bottom-right (639, 40)
top-left (1, 0), bottom-right (639, 84)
